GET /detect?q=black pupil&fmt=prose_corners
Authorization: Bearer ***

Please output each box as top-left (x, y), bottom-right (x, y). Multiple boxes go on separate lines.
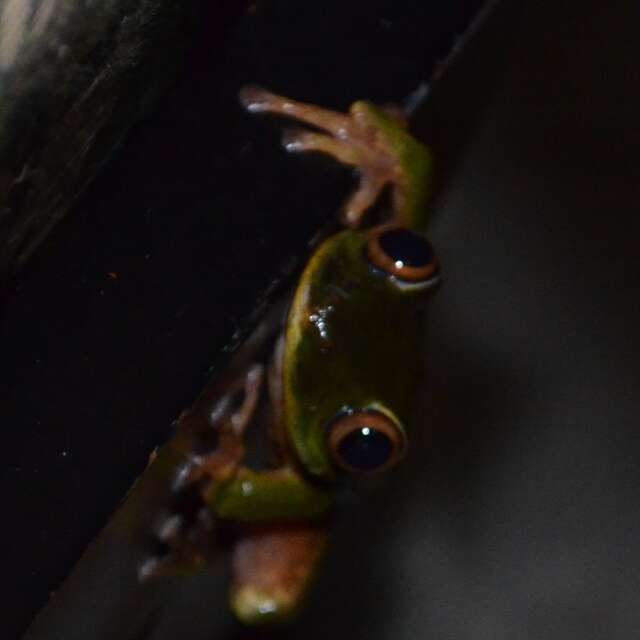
top-left (378, 228), bottom-right (433, 268)
top-left (338, 426), bottom-right (393, 471)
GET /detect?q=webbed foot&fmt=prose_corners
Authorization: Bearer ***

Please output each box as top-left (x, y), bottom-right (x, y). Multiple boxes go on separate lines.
top-left (240, 86), bottom-right (424, 228)
top-left (139, 364), bottom-right (264, 580)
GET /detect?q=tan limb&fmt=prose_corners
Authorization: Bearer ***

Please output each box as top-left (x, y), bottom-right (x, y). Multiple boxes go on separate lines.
top-left (240, 86), bottom-right (356, 139)
top-left (241, 86), bottom-right (405, 228)
top-left (139, 363), bottom-right (265, 580)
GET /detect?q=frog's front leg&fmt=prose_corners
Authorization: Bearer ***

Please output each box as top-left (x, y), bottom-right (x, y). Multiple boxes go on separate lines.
top-left (139, 363), bottom-right (265, 579)
top-left (241, 86), bottom-right (411, 228)
top-left (240, 86), bottom-right (358, 139)
top-left (140, 363), bottom-right (332, 580)
top-left (281, 128), bottom-right (391, 225)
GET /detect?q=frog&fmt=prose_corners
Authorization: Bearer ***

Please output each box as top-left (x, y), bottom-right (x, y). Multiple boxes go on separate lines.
top-left (139, 86), bottom-right (440, 626)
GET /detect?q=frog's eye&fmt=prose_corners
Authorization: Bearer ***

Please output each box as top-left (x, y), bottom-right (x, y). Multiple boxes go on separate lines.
top-left (326, 410), bottom-right (406, 473)
top-left (367, 225), bottom-right (440, 287)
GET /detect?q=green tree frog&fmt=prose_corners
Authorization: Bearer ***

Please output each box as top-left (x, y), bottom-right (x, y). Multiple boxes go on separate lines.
top-left (140, 87), bottom-right (440, 625)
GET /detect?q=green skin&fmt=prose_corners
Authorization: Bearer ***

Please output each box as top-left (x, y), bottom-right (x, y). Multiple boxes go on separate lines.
top-left (155, 97), bottom-right (434, 624)
top-left (283, 228), bottom-right (426, 481)
top-left (208, 227), bottom-right (428, 520)
top-left (210, 100), bottom-right (433, 518)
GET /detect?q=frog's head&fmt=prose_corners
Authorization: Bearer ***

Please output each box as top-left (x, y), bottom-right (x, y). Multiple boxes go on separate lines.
top-left (282, 225), bottom-right (440, 482)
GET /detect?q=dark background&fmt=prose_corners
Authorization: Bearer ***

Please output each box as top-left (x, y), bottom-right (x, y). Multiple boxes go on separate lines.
top-left (4, 0), bottom-right (640, 638)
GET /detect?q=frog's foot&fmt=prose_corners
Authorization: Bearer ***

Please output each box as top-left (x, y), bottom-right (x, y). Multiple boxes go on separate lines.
top-left (171, 363), bottom-right (263, 487)
top-left (138, 481), bottom-right (216, 580)
top-left (138, 448), bottom-right (231, 581)
top-left (139, 364), bottom-right (265, 581)
top-left (240, 86), bottom-right (406, 228)
top-left (281, 129), bottom-right (391, 227)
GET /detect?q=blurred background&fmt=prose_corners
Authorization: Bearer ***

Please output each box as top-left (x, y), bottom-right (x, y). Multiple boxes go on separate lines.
top-left (2, 0), bottom-right (640, 638)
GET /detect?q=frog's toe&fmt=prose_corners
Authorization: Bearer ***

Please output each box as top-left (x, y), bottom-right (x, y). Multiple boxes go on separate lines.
top-left (281, 128), bottom-right (363, 166)
top-left (238, 84), bottom-right (273, 113)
